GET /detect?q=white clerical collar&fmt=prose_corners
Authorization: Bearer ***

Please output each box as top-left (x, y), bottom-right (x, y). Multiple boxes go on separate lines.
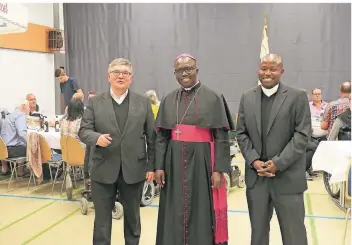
top-left (110, 88), bottom-right (128, 105)
top-left (261, 83), bottom-right (279, 97)
top-left (183, 81), bottom-right (200, 91)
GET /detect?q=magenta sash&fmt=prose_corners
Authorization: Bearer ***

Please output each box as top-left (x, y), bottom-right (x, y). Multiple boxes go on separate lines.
top-left (171, 124), bottom-right (228, 244)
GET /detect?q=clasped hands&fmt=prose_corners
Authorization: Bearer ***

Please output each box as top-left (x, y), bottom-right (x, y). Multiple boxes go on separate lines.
top-left (253, 160), bottom-right (277, 177)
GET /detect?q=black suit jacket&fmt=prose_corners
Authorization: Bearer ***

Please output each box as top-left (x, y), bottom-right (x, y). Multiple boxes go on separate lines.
top-left (236, 83), bottom-right (311, 194)
top-left (78, 90), bottom-right (155, 184)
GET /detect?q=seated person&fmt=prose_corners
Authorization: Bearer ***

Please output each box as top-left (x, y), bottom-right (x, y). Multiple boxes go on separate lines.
top-left (0, 101), bottom-right (30, 176)
top-left (26, 93), bottom-right (40, 117)
top-left (60, 98), bottom-right (85, 146)
top-left (145, 90), bottom-right (160, 119)
top-left (49, 93), bottom-right (84, 128)
top-left (60, 98), bottom-right (86, 184)
top-left (328, 94), bottom-right (351, 141)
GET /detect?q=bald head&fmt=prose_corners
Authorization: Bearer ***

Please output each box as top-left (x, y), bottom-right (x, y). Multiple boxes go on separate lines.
top-left (340, 81), bottom-right (351, 94)
top-left (26, 93), bottom-right (34, 100)
top-left (26, 93), bottom-right (37, 112)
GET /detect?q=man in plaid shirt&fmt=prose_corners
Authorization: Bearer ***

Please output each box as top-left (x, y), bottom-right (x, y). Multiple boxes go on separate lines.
top-left (321, 81), bottom-right (351, 132)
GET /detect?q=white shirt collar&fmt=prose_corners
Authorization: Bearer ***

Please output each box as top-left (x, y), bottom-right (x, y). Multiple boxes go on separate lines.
top-left (183, 81), bottom-right (200, 91)
top-left (110, 88), bottom-right (129, 105)
top-left (261, 83), bottom-right (279, 97)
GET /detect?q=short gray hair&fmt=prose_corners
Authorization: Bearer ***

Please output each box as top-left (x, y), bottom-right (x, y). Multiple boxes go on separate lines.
top-left (26, 93), bottom-right (35, 100)
top-left (145, 90), bottom-right (159, 105)
top-left (18, 99), bottom-right (29, 110)
top-left (108, 58), bottom-right (133, 73)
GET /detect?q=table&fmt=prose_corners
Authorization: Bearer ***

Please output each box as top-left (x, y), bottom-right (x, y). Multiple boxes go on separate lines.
top-left (312, 141), bottom-right (351, 211)
top-left (28, 127), bottom-right (61, 150)
top-left (313, 141), bottom-right (351, 183)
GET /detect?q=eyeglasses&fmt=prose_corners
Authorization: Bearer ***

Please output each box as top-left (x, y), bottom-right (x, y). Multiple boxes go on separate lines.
top-left (174, 67), bottom-right (196, 75)
top-left (110, 70), bottom-right (131, 77)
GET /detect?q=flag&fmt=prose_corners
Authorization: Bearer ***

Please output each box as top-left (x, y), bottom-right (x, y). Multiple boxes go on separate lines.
top-left (258, 15), bottom-right (269, 85)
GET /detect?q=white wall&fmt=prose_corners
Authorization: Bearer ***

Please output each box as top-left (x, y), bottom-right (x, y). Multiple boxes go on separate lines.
top-left (0, 3), bottom-right (56, 117)
top-left (23, 3), bottom-right (54, 28)
top-left (58, 3), bottom-right (65, 54)
top-left (59, 3), bottom-right (64, 30)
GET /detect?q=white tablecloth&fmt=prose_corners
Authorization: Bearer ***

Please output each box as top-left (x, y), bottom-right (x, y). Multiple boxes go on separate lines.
top-left (28, 127), bottom-right (61, 150)
top-left (312, 141), bottom-right (351, 183)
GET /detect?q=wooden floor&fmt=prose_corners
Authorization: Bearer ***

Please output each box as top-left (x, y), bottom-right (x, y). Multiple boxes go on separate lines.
top-left (0, 156), bottom-right (350, 245)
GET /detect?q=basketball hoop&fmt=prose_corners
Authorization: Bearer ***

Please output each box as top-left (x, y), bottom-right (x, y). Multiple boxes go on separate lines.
top-left (0, 3), bottom-right (28, 34)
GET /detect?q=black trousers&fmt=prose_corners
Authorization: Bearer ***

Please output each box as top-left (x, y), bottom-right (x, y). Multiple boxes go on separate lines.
top-left (306, 150), bottom-right (314, 171)
top-left (84, 147), bottom-right (91, 179)
top-left (91, 171), bottom-right (144, 245)
top-left (246, 177), bottom-right (307, 245)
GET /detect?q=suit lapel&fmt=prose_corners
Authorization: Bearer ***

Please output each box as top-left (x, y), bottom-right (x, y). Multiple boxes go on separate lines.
top-left (102, 92), bottom-right (121, 135)
top-left (266, 84), bottom-right (288, 135)
top-left (254, 86), bottom-right (262, 137)
top-left (120, 91), bottom-right (135, 138)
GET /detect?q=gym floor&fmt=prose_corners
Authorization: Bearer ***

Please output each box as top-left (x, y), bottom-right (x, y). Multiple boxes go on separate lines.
top-left (0, 155), bottom-right (350, 245)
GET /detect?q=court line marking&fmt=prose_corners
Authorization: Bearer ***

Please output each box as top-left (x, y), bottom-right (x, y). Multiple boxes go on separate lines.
top-left (0, 201), bottom-right (56, 232)
top-left (0, 193), bottom-right (348, 221)
top-left (21, 208), bottom-right (80, 245)
top-left (0, 188), bottom-right (83, 232)
top-left (306, 192), bottom-right (319, 245)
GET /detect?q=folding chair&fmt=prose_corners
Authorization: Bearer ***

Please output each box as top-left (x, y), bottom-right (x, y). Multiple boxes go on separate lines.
top-left (342, 163), bottom-right (351, 245)
top-left (60, 135), bottom-right (85, 199)
top-left (27, 133), bottom-right (63, 192)
top-left (0, 137), bottom-right (26, 189)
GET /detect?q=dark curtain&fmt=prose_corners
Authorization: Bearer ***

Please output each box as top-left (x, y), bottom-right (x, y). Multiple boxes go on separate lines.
top-left (63, 3), bottom-right (351, 115)
top-left (266, 3), bottom-right (351, 100)
top-left (63, 3), bottom-right (264, 114)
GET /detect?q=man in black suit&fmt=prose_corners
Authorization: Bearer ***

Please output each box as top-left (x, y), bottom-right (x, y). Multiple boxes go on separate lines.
top-left (236, 54), bottom-right (311, 245)
top-left (79, 58), bottom-right (155, 245)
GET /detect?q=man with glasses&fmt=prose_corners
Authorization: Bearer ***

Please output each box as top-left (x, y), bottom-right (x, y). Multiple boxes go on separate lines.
top-left (154, 53), bottom-right (234, 245)
top-left (309, 88), bottom-right (328, 141)
top-left (306, 88), bottom-right (327, 179)
top-left (79, 58), bottom-right (155, 245)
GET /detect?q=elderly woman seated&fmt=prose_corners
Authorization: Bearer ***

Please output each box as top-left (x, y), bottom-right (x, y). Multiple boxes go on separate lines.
top-left (145, 90), bottom-right (160, 119)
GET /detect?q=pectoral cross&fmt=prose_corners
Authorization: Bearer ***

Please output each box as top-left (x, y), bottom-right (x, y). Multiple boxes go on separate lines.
top-left (175, 128), bottom-right (182, 140)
